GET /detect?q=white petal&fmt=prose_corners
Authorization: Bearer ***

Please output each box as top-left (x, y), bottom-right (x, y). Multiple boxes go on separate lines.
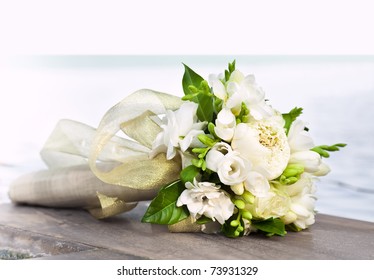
top-left (229, 70), bottom-right (245, 83)
top-left (215, 126), bottom-right (235, 142)
top-left (177, 189), bottom-right (193, 206)
top-left (205, 149), bottom-right (225, 172)
top-left (290, 203), bottom-right (310, 218)
top-left (217, 107), bottom-right (236, 126)
top-left (176, 102), bottom-right (198, 136)
top-left (289, 151), bottom-right (321, 173)
top-left (288, 120), bottom-right (315, 152)
top-left (245, 171), bottom-right (270, 197)
top-left (180, 129), bottom-right (204, 152)
top-left (313, 162), bottom-right (331, 176)
top-left (211, 79), bottom-right (227, 100)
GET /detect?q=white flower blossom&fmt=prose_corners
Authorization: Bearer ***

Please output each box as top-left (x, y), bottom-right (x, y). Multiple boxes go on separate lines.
top-left (206, 142), bottom-right (251, 186)
top-left (248, 188), bottom-right (291, 220)
top-left (288, 150), bottom-right (322, 173)
top-left (279, 174), bottom-right (317, 229)
top-left (244, 171), bottom-right (270, 197)
top-left (287, 120), bottom-right (330, 176)
top-left (150, 102), bottom-right (207, 160)
top-left (205, 142), bottom-right (232, 172)
top-left (209, 70), bottom-right (274, 120)
top-left (232, 115), bottom-right (290, 180)
top-left (288, 120), bottom-right (315, 153)
top-left (214, 107), bottom-right (236, 142)
top-left (209, 73), bottom-right (226, 100)
top-left (176, 179), bottom-right (234, 224)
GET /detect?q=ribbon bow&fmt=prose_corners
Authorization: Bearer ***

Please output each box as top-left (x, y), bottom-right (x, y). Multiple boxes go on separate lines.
top-left (9, 90), bottom-right (184, 219)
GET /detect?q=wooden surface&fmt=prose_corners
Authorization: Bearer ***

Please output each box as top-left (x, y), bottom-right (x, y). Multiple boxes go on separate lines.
top-left (0, 202), bottom-right (373, 260)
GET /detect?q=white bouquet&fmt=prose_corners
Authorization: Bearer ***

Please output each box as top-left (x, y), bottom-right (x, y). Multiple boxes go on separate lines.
top-left (142, 61), bottom-right (345, 237)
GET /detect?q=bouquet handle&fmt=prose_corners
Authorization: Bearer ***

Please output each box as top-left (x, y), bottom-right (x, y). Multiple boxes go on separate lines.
top-left (8, 164), bottom-right (158, 219)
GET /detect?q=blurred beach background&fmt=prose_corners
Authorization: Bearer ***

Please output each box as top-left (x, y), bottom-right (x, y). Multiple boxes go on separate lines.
top-left (0, 55), bottom-right (373, 222)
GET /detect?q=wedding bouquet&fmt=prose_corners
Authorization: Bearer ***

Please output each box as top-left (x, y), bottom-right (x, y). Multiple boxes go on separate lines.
top-left (140, 61), bottom-right (345, 237)
top-left (9, 61), bottom-right (345, 238)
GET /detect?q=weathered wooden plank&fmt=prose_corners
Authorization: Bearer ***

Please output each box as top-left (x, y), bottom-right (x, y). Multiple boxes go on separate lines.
top-left (0, 203), bottom-right (373, 259)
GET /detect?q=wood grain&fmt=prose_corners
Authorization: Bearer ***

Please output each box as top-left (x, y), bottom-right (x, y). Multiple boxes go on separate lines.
top-left (0, 202), bottom-right (373, 259)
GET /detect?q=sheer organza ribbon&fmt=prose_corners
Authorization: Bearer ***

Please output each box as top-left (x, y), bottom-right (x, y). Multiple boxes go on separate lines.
top-left (9, 90), bottom-right (187, 220)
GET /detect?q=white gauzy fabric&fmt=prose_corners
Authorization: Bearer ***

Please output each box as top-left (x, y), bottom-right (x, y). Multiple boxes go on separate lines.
top-left (9, 89), bottom-right (184, 218)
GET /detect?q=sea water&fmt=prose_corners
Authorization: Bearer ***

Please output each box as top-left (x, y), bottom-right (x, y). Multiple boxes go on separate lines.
top-left (0, 55), bottom-right (373, 222)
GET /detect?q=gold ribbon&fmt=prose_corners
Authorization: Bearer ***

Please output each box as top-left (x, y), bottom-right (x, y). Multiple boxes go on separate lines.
top-left (10, 89), bottom-right (201, 231)
top-left (33, 89), bottom-right (182, 218)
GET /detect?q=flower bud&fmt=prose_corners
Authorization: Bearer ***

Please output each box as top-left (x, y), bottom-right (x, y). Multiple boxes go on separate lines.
top-left (230, 220), bottom-right (239, 227)
top-left (242, 191), bottom-right (255, 204)
top-left (234, 199), bottom-right (246, 210)
top-left (241, 210), bottom-right (253, 220)
top-left (231, 183), bottom-right (244, 195)
top-left (214, 107), bottom-right (236, 142)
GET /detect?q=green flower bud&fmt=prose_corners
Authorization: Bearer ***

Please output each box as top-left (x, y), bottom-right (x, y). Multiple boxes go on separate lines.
top-left (241, 211), bottom-right (253, 220)
top-left (198, 134), bottom-right (216, 147)
top-left (242, 191), bottom-right (255, 204)
top-left (234, 199), bottom-right (246, 210)
top-left (201, 160), bottom-right (207, 171)
top-left (282, 168), bottom-right (299, 178)
top-left (200, 80), bottom-right (211, 95)
top-left (230, 220), bottom-right (239, 227)
top-left (188, 85), bottom-right (199, 93)
top-left (286, 177), bottom-right (298, 184)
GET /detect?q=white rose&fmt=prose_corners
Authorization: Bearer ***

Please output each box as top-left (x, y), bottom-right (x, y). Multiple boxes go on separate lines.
top-left (206, 142), bottom-right (251, 186)
top-left (150, 101), bottom-right (207, 160)
top-left (214, 107), bottom-right (236, 142)
top-left (232, 116), bottom-right (290, 180)
top-left (177, 179), bottom-right (234, 224)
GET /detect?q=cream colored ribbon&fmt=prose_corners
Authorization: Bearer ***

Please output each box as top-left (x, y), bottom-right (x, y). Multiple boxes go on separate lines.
top-left (10, 89), bottom-right (184, 219)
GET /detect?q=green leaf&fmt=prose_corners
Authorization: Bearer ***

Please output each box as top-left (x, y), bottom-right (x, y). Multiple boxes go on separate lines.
top-left (282, 107), bottom-right (303, 135)
top-left (311, 143), bottom-right (347, 158)
top-left (252, 218), bottom-right (287, 236)
top-left (180, 165), bottom-right (200, 184)
top-left (182, 63), bottom-right (204, 96)
top-left (195, 92), bottom-right (214, 122)
top-left (182, 63), bottom-right (214, 122)
top-left (141, 180), bottom-right (189, 225)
